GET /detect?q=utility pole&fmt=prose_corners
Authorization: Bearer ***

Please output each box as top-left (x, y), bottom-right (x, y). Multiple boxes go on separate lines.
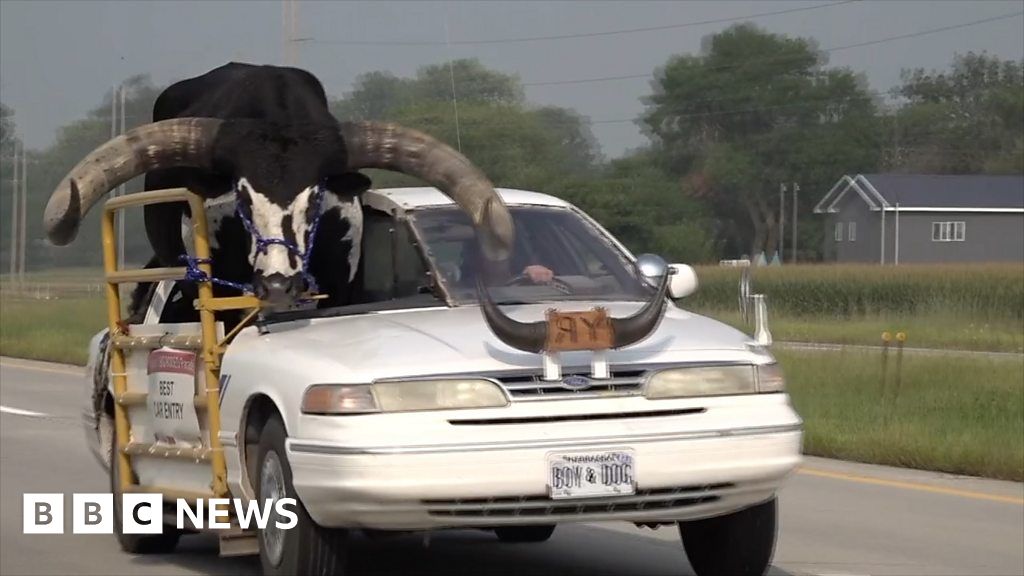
top-left (282, 0), bottom-right (312, 67)
top-left (444, 14), bottom-right (462, 153)
top-left (778, 183), bottom-right (786, 261)
top-left (283, 0), bottom-right (298, 65)
top-left (790, 182), bottom-right (799, 264)
top-left (118, 84), bottom-right (126, 269)
top-left (19, 148), bottom-right (27, 283)
top-left (8, 141), bottom-right (18, 278)
top-left (109, 84), bottom-right (127, 269)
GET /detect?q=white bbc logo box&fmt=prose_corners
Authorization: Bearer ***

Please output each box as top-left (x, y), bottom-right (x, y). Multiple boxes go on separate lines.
top-left (24, 493), bottom-right (298, 534)
top-left (24, 493), bottom-right (162, 534)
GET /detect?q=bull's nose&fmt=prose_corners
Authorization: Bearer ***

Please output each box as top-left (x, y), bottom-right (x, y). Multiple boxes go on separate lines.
top-left (253, 273), bottom-right (305, 304)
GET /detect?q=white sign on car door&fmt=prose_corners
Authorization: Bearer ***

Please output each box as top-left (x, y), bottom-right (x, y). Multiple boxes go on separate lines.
top-left (146, 347), bottom-right (203, 447)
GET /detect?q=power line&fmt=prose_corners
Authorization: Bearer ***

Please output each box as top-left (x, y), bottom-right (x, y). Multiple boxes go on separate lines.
top-left (316, 10), bottom-right (1022, 91)
top-left (308, 1), bottom-right (855, 47)
top-left (522, 10), bottom-right (1024, 88)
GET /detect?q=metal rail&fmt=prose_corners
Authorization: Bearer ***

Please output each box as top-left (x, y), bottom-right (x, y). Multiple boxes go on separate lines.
top-left (101, 187), bottom-right (262, 500)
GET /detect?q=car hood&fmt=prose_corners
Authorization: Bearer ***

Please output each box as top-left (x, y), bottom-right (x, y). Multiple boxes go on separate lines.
top-left (227, 302), bottom-right (765, 382)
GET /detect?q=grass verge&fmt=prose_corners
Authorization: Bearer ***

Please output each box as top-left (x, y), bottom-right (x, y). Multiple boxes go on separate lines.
top-left (693, 308), bottom-right (1024, 353)
top-left (0, 296), bottom-right (107, 365)
top-left (779, 348), bottom-right (1024, 481)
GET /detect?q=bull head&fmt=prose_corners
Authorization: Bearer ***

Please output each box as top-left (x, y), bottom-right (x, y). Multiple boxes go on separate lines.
top-left (42, 119), bottom-right (514, 303)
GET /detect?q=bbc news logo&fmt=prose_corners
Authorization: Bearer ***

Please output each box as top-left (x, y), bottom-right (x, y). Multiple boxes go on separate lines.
top-left (23, 493), bottom-right (297, 534)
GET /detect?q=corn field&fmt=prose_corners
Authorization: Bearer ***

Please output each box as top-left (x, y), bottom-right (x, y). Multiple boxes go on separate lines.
top-left (688, 264), bottom-right (1024, 320)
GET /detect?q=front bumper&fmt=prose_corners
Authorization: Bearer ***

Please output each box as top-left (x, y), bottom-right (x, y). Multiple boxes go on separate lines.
top-left (286, 413), bottom-right (802, 530)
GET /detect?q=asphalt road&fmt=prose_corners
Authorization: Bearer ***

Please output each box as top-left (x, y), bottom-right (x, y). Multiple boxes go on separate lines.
top-left (1, 357), bottom-right (1022, 576)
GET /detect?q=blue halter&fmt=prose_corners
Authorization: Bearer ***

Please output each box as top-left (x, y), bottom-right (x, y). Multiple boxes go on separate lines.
top-left (180, 182), bottom-right (327, 295)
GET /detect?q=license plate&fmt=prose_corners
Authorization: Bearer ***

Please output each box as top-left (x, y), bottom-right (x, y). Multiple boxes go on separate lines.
top-left (547, 450), bottom-right (636, 500)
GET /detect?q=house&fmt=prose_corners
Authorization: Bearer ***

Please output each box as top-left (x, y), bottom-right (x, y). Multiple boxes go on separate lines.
top-left (813, 174), bottom-right (1024, 264)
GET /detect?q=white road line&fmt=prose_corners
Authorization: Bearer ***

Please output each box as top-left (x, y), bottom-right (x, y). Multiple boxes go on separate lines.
top-left (0, 405), bottom-right (49, 418)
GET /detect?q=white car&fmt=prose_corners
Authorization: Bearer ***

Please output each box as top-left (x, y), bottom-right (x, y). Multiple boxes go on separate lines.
top-left (83, 187), bottom-right (802, 576)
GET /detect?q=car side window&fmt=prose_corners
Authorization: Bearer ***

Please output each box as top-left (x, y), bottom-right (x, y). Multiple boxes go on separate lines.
top-left (361, 208), bottom-right (428, 302)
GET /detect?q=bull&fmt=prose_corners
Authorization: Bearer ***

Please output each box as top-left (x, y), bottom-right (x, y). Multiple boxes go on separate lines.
top-left (42, 62), bottom-right (514, 314)
top-left (42, 62), bottom-right (666, 348)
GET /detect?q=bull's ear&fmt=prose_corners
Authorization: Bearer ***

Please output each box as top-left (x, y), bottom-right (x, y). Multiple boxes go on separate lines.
top-left (325, 172), bottom-right (372, 196)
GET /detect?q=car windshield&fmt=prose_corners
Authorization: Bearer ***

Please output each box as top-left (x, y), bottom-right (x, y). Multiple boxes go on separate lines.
top-left (411, 205), bottom-right (652, 305)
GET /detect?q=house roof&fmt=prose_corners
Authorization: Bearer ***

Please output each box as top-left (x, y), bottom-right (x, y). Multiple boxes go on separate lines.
top-left (814, 174), bottom-right (1024, 213)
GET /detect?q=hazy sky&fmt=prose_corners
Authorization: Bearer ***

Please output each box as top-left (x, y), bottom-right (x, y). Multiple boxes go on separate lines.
top-left (1, 0), bottom-right (1022, 158)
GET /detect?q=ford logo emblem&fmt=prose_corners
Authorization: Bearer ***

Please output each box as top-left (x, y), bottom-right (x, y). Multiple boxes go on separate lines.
top-left (561, 375), bottom-right (592, 391)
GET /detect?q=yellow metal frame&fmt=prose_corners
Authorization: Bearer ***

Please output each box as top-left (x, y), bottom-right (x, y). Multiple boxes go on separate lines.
top-left (101, 188), bottom-right (261, 498)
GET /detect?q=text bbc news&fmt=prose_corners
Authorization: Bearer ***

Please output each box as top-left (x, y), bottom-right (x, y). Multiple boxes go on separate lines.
top-left (23, 493), bottom-right (297, 534)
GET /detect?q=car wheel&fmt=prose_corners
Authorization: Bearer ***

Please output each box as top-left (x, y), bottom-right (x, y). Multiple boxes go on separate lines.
top-left (494, 525), bottom-right (556, 543)
top-left (257, 415), bottom-right (349, 576)
top-left (109, 427), bottom-right (181, 554)
top-left (677, 497), bottom-right (777, 576)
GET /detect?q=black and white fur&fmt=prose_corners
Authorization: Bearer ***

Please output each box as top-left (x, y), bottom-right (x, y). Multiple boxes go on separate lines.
top-left (129, 62), bottom-right (372, 322)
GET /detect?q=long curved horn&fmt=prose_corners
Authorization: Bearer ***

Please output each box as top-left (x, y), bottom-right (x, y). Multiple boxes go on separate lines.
top-left (339, 121), bottom-right (514, 261)
top-left (609, 274), bottom-right (670, 348)
top-left (43, 118), bottom-right (224, 246)
top-left (477, 274), bottom-right (671, 353)
top-left (476, 278), bottom-right (547, 353)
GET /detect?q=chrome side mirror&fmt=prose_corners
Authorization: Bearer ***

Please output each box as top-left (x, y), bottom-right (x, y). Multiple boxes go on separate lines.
top-left (636, 254), bottom-right (698, 299)
top-left (636, 253), bottom-right (669, 287)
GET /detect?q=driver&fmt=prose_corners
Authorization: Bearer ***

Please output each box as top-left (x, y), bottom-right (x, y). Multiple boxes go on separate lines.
top-left (456, 241), bottom-right (554, 286)
top-left (521, 264), bottom-right (554, 284)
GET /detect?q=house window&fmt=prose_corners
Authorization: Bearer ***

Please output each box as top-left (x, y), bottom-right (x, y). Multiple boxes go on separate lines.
top-left (848, 221), bottom-right (857, 242)
top-left (834, 222), bottom-right (843, 242)
top-left (953, 221), bottom-right (965, 241)
top-left (931, 221), bottom-right (967, 242)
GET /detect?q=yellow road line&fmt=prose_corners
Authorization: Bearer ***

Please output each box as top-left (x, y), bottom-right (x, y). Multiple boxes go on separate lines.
top-left (0, 359), bottom-right (83, 376)
top-left (799, 467), bottom-right (1024, 505)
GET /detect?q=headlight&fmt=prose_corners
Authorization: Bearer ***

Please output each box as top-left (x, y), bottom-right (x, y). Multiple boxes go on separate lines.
top-left (645, 363), bottom-right (786, 399)
top-left (373, 378), bottom-right (509, 412)
top-left (301, 379), bottom-right (508, 414)
top-left (645, 365), bottom-right (757, 399)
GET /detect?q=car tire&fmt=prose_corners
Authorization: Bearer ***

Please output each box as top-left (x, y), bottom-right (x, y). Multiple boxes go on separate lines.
top-left (257, 415), bottom-right (349, 576)
top-left (109, 427), bottom-right (181, 554)
top-left (677, 497), bottom-right (777, 576)
top-left (494, 525), bottom-right (556, 543)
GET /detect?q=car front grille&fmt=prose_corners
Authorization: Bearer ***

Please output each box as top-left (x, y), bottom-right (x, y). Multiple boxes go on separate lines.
top-left (422, 483), bottom-right (732, 518)
top-left (494, 369), bottom-right (647, 400)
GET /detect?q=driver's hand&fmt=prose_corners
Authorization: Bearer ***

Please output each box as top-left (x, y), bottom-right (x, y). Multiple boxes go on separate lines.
top-left (523, 265), bottom-right (554, 284)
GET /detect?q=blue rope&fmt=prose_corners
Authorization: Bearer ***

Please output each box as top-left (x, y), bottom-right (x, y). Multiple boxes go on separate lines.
top-left (179, 255), bottom-right (253, 293)
top-left (234, 183), bottom-right (324, 293)
top-left (178, 182), bottom-right (327, 296)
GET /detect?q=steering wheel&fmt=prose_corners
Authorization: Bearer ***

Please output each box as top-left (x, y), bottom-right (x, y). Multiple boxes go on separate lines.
top-left (503, 273), bottom-right (536, 287)
top-left (502, 273), bottom-right (573, 295)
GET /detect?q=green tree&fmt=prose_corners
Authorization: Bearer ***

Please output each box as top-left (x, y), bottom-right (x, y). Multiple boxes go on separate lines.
top-left (29, 76), bottom-right (166, 269)
top-left (363, 100), bottom-right (579, 191)
top-left (887, 52), bottom-right (1024, 174)
top-left (331, 59), bottom-right (524, 122)
top-left (330, 71), bottom-right (413, 121)
top-left (641, 24), bottom-right (882, 258)
top-left (332, 59), bottom-right (599, 187)
top-left (1, 102), bottom-right (20, 272)
top-left (553, 154), bottom-right (717, 263)
top-left (1, 102), bottom-right (16, 153)
top-left (411, 59), bottom-right (524, 106)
